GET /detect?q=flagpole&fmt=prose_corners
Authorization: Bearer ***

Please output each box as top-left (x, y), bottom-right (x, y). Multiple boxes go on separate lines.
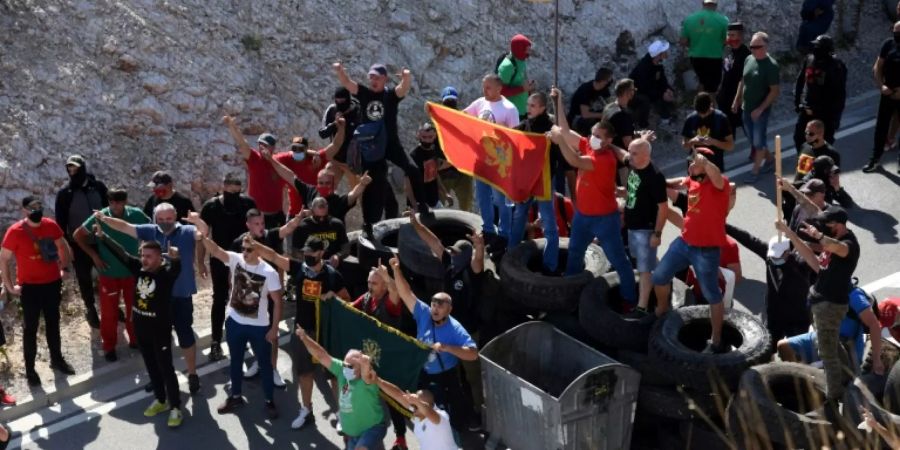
top-left (554, 0), bottom-right (559, 89)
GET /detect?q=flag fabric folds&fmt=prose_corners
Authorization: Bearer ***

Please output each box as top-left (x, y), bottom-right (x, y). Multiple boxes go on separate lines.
top-left (426, 102), bottom-right (551, 202)
top-left (317, 297), bottom-right (430, 392)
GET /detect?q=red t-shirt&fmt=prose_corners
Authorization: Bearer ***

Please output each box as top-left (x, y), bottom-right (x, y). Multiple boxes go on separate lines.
top-left (527, 195), bottom-right (575, 238)
top-left (682, 176), bottom-right (730, 247)
top-left (1, 218), bottom-right (64, 285)
top-left (575, 138), bottom-right (618, 216)
top-left (245, 149), bottom-right (285, 214)
top-left (351, 293), bottom-right (403, 318)
top-left (274, 150), bottom-right (329, 216)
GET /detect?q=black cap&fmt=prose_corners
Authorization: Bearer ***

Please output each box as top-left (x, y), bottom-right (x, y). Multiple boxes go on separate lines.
top-left (800, 178), bottom-right (826, 195)
top-left (727, 22), bottom-right (744, 31)
top-left (21, 195), bottom-right (41, 208)
top-left (257, 133), bottom-right (277, 147)
top-left (812, 155), bottom-right (837, 175)
top-left (811, 34), bottom-right (834, 53)
top-left (147, 170), bottom-right (173, 188)
top-left (814, 206), bottom-right (848, 225)
top-left (368, 64), bottom-right (388, 77)
top-left (302, 236), bottom-right (327, 253)
top-left (291, 136), bottom-right (309, 151)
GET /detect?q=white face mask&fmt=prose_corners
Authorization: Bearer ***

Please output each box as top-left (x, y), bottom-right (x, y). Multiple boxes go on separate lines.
top-left (589, 135), bottom-right (603, 150)
top-left (342, 366), bottom-right (357, 381)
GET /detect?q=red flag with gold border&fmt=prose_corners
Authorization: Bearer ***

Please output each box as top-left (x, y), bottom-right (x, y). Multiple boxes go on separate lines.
top-left (426, 102), bottom-right (551, 202)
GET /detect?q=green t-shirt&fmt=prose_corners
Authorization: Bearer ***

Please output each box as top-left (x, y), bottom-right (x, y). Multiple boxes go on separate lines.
top-left (329, 357), bottom-right (384, 437)
top-left (81, 206), bottom-right (150, 278)
top-left (681, 9), bottom-right (729, 59)
top-left (498, 56), bottom-right (528, 116)
top-left (741, 55), bottom-right (780, 111)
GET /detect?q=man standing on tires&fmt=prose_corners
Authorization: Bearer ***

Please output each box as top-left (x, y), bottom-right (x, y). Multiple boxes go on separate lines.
top-left (653, 149), bottom-right (731, 354)
top-left (549, 88), bottom-right (637, 307)
top-left (776, 206), bottom-right (860, 417)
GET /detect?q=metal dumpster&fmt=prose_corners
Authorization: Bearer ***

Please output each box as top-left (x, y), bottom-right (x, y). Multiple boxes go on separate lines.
top-left (480, 321), bottom-right (640, 450)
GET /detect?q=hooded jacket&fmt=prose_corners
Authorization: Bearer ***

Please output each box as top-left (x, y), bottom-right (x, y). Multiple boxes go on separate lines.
top-left (55, 160), bottom-right (108, 234)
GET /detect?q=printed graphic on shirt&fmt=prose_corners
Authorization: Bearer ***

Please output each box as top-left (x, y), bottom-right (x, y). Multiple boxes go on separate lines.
top-left (301, 278), bottom-right (323, 302)
top-left (340, 383), bottom-right (354, 413)
top-left (626, 171), bottom-right (641, 209)
top-left (423, 159), bottom-right (438, 183)
top-left (312, 231), bottom-right (338, 243)
top-left (135, 276), bottom-right (156, 317)
top-left (819, 251), bottom-right (832, 270)
top-left (229, 265), bottom-right (266, 318)
top-left (797, 153), bottom-right (815, 176)
top-left (688, 190), bottom-right (702, 214)
top-left (477, 109), bottom-right (497, 123)
top-left (366, 101), bottom-right (385, 121)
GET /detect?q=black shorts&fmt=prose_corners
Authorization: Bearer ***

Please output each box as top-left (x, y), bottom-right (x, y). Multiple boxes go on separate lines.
top-left (691, 57), bottom-right (723, 93)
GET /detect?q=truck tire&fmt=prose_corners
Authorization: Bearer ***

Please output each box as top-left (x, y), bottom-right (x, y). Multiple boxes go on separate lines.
top-left (636, 385), bottom-right (723, 422)
top-left (617, 350), bottom-right (672, 387)
top-left (396, 210), bottom-right (482, 279)
top-left (843, 375), bottom-right (899, 449)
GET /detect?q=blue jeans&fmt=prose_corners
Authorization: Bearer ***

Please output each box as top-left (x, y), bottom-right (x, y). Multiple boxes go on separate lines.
top-left (652, 237), bottom-right (722, 304)
top-left (627, 229), bottom-right (658, 273)
top-left (565, 211), bottom-right (636, 303)
top-left (346, 423), bottom-right (387, 450)
top-left (225, 317), bottom-right (274, 401)
top-left (510, 198), bottom-right (560, 271)
top-left (742, 107), bottom-right (771, 151)
top-left (475, 180), bottom-right (511, 239)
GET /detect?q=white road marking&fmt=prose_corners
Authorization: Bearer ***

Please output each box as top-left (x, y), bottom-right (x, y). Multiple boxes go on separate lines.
top-left (862, 271), bottom-right (900, 295)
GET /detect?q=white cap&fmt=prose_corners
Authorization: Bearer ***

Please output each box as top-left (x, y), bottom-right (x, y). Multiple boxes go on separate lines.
top-left (767, 236), bottom-right (791, 259)
top-left (703, 0), bottom-right (718, 4)
top-left (648, 40), bottom-right (671, 58)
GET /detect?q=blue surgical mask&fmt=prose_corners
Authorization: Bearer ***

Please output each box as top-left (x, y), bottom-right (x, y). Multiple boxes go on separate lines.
top-left (292, 151), bottom-right (306, 162)
top-left (342, 366), bottom-right (357, 381)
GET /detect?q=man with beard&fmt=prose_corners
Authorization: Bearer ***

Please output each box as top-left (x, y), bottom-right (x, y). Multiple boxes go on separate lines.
top-left (408, 123), bottom-right (451, 209)
top-left (793, 35), bottom-right (847, 149)
top-left (199, 173), bottom-right (257, 362)
top-left (75, 188), bottom-right (150, 361)
top-left (55, 154), bottom-right (108, 328)
top-left (1, 196), bottom-right (75, 385)
top-left (288, 197), bottom-right (350, 269)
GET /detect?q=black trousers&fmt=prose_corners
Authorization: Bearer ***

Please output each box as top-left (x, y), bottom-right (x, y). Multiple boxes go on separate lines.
top-left (690, 57), bottom-right (723, 93)
top-left (418, 367), bottom-right (472, 432)
top-left (872, 94), bottom-right (900, 162)
top-left (767, 318), bottom-right (811, 351)
top-left (631, 93), bottom-right (674, 128)
top-left (21, 280), bottom-right (64, 369)
top-left (68, 238), bottom-right (97, 315)
top-left (389, 403), bottom-right (407, 438)
top-left (361, 141), bottom-right (427, 228)
top-left (135, 318), bottom-right (180, 408)
top-left (793, 109), bottom-right (837, 150)
top-left (210, 258), bottom-right (230, 344)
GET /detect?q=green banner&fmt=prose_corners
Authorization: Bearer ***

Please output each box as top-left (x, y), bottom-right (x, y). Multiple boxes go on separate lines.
top-left (318, 297), bottom-right (430, 392)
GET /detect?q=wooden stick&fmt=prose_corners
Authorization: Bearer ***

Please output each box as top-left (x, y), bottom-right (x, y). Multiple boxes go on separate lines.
top-left (775, 135), bottom-right (783, 241)
top-left (554, 0), bottom-right (559, 89)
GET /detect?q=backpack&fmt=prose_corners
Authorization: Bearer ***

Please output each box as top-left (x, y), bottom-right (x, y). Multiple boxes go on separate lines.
top-left (494, 53), bottom-right (518, 84)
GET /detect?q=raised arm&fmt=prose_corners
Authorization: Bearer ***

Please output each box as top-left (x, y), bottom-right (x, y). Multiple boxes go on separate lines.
top-left (332, 62), bottom-right (359, 96)
top-left (96, 228), bottom-right (141, 275)
top-left (247, 238), bottom-right (291, 272)
top-left (409, 212), bottom-right (445, 260)
top-left (549, 125), bottom-right (594, 171)
top-left (388, 256), bottom-right (418, 313)
top-left (97, 212), bottom-right (137, 238)
top-left (376, 377), bottom-right (414, 410)
top-left (395, 68), bottom-right (412, 98)
top-left (696, 153), bottom-right (724, 190)
top-left (322, 117), bottom-right (347, 160)
top-left (551, 87), bottom-right (584, 150)
top-left (295, 325), bottom-right (333, 368)
top-left (469, 232), bottom-right (485, 274)
top-left (373, 261), bottom-right (400, 305)
top-left (802, 223), bottom-right (850, 258)
top-left (725, 223), bottom-right (768, 260)
top-left (263, 150), bottom-right (298, 185)
top-left (347, 171), bottom-right (372, 206)
top-left (775, 220), bottom-right (820, 272)
top-left (278, 213), bottom-right (305, 240)
top-left (199, 236), bottom-right (229, 264)
top-left (223, 115), bottom-right (252, 161)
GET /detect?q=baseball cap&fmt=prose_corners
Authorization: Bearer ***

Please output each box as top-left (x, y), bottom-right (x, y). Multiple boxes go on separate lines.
top-left (727, 22), bottom-right (745, 32)
top-left (766, 236), bottom-right (790, 259)
top-left (257, 133), bottom-right (277, 147)
top-left (147, 170), bottom-right (173, 188)
top-left (648, 40), bottom-right (670, 58)
top-left (441, 86), bottom-right (459, 102)
top-left (813, 206), bottom-right (849, 225)
top-left (223, 172), bottom-right (242, 186)
top-left (799, 178), bottom-right (826, 195)
top-left (291, 136), bottom-right (309, 152)
top-left (302, 236), bottom-right (327, 253)
top-left (812, 155), bottom-right (837, 174)
top-left (65, 155), bottom-right (85, 168)
top-left (811, 34), bottom-right (834, 53)
top-left (368, 64), bottom-right (388, 77)
top-left (21, 195), bottom-right (41, 208)
top-left (703, 0), bottom-right (717, 4)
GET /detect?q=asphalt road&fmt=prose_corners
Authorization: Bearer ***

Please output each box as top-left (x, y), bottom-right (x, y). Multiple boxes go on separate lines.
top-left (9, 106), bottom-right (900, 450)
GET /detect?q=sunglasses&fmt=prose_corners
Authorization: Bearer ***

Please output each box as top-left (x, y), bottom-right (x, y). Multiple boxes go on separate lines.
top-left (749, 45), bottom-right (765, 50)
top-left (430, 298), bottom-right (451, 306)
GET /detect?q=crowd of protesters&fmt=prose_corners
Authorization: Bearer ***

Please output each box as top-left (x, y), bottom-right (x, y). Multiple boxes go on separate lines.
top-left (1, 0), bottom-right (898, 447)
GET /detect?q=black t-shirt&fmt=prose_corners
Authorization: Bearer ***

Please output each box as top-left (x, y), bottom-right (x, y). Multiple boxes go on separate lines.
top-left (291, 216), bottom-right (349, 258)
top-left (441, 250), bottom-right (479, 333)
top-left (291, 179), bottom-right (352, 223)
top-left (603, 102), bottom-right (636, 150)
top-left (410, 144), bottom-right (442, 207)
top-left (515, 113), bottom-right (563, 177)
top-left (144, 191), bottom-right (194, 221)
top-left (809, 230), bottom-right (860, 305)
top-left (355, 85), bottom-right (403, 144)
top-left (880, 38), bottom-right (900, 89)
top-left (681, 110), bottom-right (732, 171)
top-left (231, 228), bottom-right (281, 253)
top-left (624, 163), bottom-right (667, 230)
top-left (794, 142), bottom-right (842, 182)
top-left (200, 195), bottom-right (256, 247)
top-left (567, 81), bottom-right (610, 123)
top-left (288, 260), bottom-right (345, 330)
top-left (718, 45), bottom-right (751, 108)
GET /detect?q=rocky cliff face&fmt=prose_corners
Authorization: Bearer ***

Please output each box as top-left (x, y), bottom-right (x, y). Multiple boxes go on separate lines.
top-left (0, 0), bottom-right (870, 226)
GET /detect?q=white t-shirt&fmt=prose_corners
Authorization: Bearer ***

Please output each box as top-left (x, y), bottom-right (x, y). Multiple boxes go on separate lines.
top-left (463, 97), bottom-right (520, 128)
top-left (412, 407), bottom-right (457, 450)
top-left (225, 252), bottom-right (282, 327)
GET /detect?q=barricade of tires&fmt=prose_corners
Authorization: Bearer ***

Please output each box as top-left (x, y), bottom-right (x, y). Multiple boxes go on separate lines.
top-left (343, 214), bottom-right (890, 449)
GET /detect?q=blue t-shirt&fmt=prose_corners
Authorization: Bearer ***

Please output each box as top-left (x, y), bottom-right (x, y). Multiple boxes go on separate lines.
top-left (838, 288), bottom-right (872, 360)
top-left (412, 300), bottom-right (476, 375)
top-left (135, 224), bottom-right (197, 298)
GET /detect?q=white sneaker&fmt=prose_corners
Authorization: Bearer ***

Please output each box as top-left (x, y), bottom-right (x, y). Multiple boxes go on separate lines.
top-left (244, 361), bottom-right (259, 378)
top-left (273, 370), bottom-right (285, 387)
top-left (335, 416), bottom-right (342, 433)
top-left (291, 406), bottom-right (312, 429)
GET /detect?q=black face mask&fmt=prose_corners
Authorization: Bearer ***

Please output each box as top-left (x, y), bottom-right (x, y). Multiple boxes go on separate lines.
top-left (894, 32), bottom-right (900, 44)
top-left (304, 255), bottom-right (320, 266)
top-left (314, 215), bottom-right (327, 224)
top-left (335, 100), bottom-right (351, 112)
top-left (27, 208), bottom-right (43, 224)
top-left (812, 48), bottom-right (831, 61)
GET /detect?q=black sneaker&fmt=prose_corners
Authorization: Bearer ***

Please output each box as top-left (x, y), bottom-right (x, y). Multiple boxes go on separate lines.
top-left (188, 374), bottom-right (200, 394)
top-left (701, 340), bottom-right (728, 354)
top-left (144, 382), bottom-right (153, 393)
top-left (50, 359), bottom-right (76, 375)
top-left (85, 310), bottom-right (100, 329)
top-left (265, 400), bottom-right (279, 420)
top-left (467, 412), bottom-right (483, 431)
top-left (104, 351), bottom-right (118, 362)
top-left (208, 343), bottom-right (224, 362)
top-left (862, 159), bottom-right (881, 173)
top-left (217, 396), bottom-right (244, 414)
top-left (25, 370), bottom-right (41, 386)
top-left (625, 307), bottom-right (649, 319)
